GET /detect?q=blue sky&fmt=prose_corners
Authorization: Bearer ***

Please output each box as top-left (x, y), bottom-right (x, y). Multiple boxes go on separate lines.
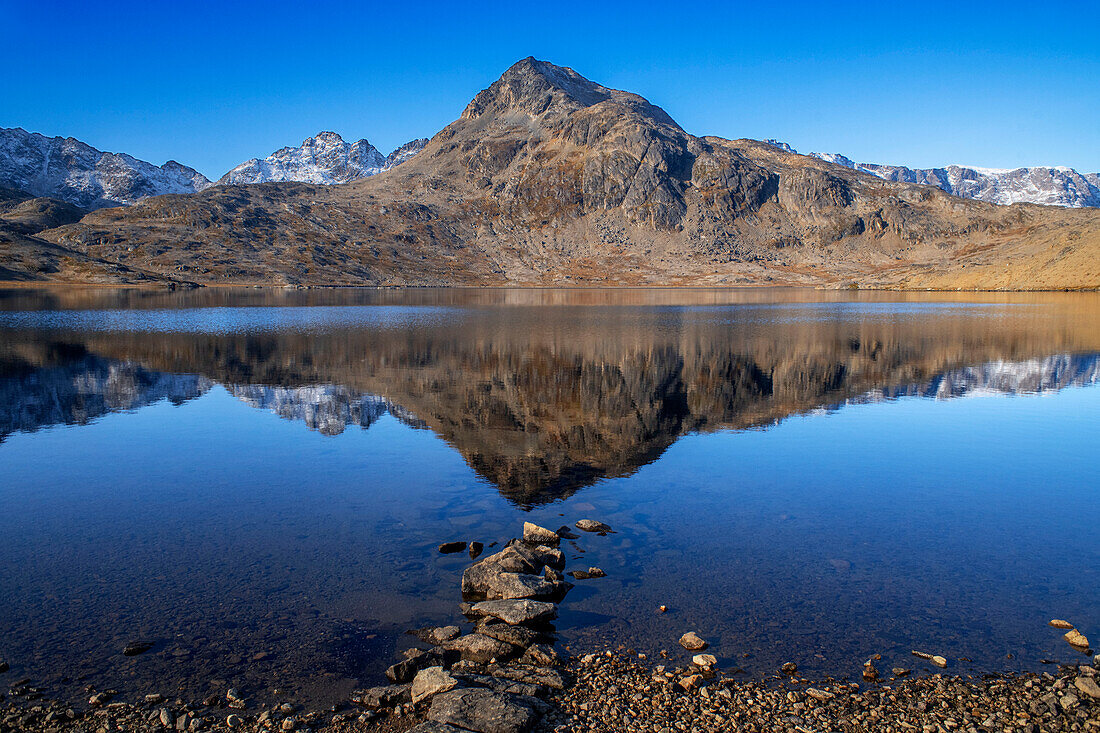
top-left (2, 0), bottom-right (1097, 179)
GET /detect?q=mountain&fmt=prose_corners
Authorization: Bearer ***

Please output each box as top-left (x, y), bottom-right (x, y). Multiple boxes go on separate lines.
top-left (216, 132), bottom-right (428, 186)
top-left (805, 149), bottom-right (1100, 208)
top-left (31, 58), bottom-right (1100, 290)
top-left (0, 127), bottom-right (211, 209)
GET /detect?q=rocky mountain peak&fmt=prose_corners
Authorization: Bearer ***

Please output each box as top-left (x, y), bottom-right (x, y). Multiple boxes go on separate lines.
top-left (461, 57), bottom-right (679, 129)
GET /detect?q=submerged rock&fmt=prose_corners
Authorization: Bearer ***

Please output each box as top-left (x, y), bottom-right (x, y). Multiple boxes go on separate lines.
top-left (439, 542), bottom-right (467, 554)
top-left (122, 641), bottom-right (154, 657)
top-left (575, 519), bottom-right (611, 533)
top-left (469, 542), bottom-right (484, 560)
top-left (568, 567), bottom-right (606, 580)
top-left (679, 632), bottom-right (708, 651)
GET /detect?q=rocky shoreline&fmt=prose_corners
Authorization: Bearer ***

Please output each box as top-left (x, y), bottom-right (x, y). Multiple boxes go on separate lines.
top-left (2, 520), bottom-right (1097, 733)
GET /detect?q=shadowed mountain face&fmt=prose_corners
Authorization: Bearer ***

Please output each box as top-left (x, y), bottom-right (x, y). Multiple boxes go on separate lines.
top-left (31, 58), bottom-right (1100, 290)
top-left (4, 290), bottom-right (1100, 504)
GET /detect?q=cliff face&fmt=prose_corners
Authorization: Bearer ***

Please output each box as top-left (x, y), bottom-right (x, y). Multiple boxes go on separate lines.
top-left (32, 59), bottom-right (1100, 290)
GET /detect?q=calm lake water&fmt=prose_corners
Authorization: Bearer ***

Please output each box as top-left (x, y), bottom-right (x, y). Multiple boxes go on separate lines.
top-left (1, 287), bottom-right (1098, 706)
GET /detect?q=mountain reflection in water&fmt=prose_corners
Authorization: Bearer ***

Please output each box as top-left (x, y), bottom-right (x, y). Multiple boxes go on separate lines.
top-left (3, 288), bottom-right (1100, 505)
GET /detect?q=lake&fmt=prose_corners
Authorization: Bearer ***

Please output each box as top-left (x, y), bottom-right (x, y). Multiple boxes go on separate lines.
top-left (1, 287), bottom-right (1097, 707)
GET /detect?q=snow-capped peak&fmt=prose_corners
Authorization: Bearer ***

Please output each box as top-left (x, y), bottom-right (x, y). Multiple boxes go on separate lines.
top-left (0, 127), bottom-right (212, 210)
top-left (216, 133), bottom-right (427, 186)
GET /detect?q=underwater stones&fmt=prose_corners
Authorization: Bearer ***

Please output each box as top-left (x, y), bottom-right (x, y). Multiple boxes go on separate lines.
top-left (439, 542), bottom-right (467, 554)
top-left (522, 522), bottom-right (560, 546)
top-left (412, 667), bottom-right (459, 704)
top-left (911, 650), bottom-right (948, 667)
top-left (427, 688), bottom-right (541, 733)
top-left (863, 660), bottom-right (879, 681)
top-left (781, 662), bottom-right (798, 675)
top-left (411, 626), bottom-right (462, 645)
top-left (470, 599), bottom-right (558, 626)
top-left (122, 641), bottom-right (154, 657)
top-left (567, 567), bottom-right (605, 580)
top-left (575, 519), bottom-right (611, 533)
top-left (555, 526), bottom-right (579, 539)
top-left (680, 632), bottom-right (708, 651)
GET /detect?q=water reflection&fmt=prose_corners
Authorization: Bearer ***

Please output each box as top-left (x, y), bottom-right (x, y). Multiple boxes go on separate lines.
top-left (3, 288), bottom-right (1100, 505)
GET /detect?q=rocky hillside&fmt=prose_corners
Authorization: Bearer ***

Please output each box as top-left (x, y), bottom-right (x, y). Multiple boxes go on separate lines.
top-left (807, 149), bottom-right (1100, 208)
top-left (27, 59), bottom-right (1100, 289)
top-left (0, 127), bottom-right (211, 209)
top-left (215, 132), bottom-right (428, 186)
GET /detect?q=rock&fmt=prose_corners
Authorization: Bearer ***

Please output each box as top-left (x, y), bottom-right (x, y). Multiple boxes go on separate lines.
top-left (1050, 619), bottom-right (1076, 629)
top-left (351, 684), bottom-right (412, 709)
top-left (781, 662), bottom-right (797, 675)
top-left (158, 708), bottom-right (173, 726)
top-left (692, 654), bottom-right (717, 669)
top-left (427, 688), bottom-right (541, 733)
top-left (280, 718), bottom-right (296, 731)
top-left (88, 692), bottom-right (110, 706)
top-left (806, 688), bottom-right (835, 701)
top-left (145, 694), bottom-right (164, 704)
top-left (439, 541), bottom-right (467, 554)
top-left (408, 723), bottom-right (469, 733)
top-left (679, 632), bottom-right (708, 651)
top-left (476, 621), bottom-right (547, 648)
top-left (555, 526), bottom-right (579, 540)
top-left (469, 542), bottom-right (484, 560)
top-left (412, 625), bottom-right (462, 644)
top-left (575, 519), bottom-right (611, 533)
top-left (892, 668), bottom-right (910, 677)
top-left (519, 643), bottom-right (559, 667)
top-left (225, 714), bottom-right (242, 728)
top-left (529, 545), bottom-right (565, 570)
top-left (863, 661), bottom-right (879, 681)
top-left (1065, 629), bottom-right (1090, 648)
top-left (658, 605), bottom-right (667, 613)
top-left (486, 663), bottom-right (567, 690)
top-left (567, 567), bottom-right (606, 580)
top-left (123, 641), bottom-right (154, 656)
top-left (388, 648), bottom-right (448, 683)
top-left (522, 522), bottom-right (560, 546)
top-left (226, 689), bottom-right (246, 709)
top-left (1075, 676), bottom-right (1100, 699)
top-left (0, 660), bottom-right (7, 673)
top-left (470, 599), bottom-right (558, 625)
top-left (443, 634), bottom-right (519, 664)
top-left (676, 674), bottom-right (703, 691)
top-left (412, 667), bottom-right (459, 704)
top-left (911, 650), bottom-right (947, 666)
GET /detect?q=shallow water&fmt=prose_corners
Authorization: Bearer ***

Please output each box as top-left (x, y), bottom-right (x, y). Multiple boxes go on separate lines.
top-left (1, 287), bottom-right (1098, 706)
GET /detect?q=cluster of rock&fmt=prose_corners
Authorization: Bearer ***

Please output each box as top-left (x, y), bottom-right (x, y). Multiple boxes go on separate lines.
top-left (545, 650), bottom-right (1100, 733)
top-left (345, 520), bottom-right (610, 733)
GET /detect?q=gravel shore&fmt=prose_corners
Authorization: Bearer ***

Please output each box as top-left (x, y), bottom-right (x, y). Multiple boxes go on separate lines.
top-left (3, 651), bottom-right (1097, 733)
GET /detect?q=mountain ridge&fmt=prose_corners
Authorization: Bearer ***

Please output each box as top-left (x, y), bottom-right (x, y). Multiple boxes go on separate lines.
top-left (11, 58), bottom-right (1100, 290)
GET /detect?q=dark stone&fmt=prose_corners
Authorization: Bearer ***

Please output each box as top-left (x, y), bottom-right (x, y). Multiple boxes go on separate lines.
top-left (469, 541), bottom-right (484, 560)
top-left (122, 641), bottom-right (155, 657)
top-left (387, 648), bottom-right (448, 683)
top-left (350, 684), bottom-right (411, 709)
top-left (439, 542), bottom-right (467, 554)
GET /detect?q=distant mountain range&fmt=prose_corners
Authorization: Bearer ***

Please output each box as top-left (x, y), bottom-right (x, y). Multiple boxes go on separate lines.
top-left (0, 127), bottom-right (427, 209)
top-left (763, 141), bottom-right (1100, 208)
top-left (1, 58), bottom-right (1099, 290)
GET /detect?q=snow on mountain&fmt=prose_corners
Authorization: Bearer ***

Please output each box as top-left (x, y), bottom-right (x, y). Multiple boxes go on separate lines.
top-left (0, 127), bottom-right (212, 210)
top-left (765, 141), bottom-right (1100, 208)
top-left (216, 132), bottom-right (427, 186)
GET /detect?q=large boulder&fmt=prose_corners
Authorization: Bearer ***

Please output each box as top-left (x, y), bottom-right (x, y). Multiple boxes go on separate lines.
top-left (427, 688), bottom-right (542, 733)
top-left (350, 684), bottom-right (411, 709)
top-left (470, 599), bottom-right (557, 625)
top-left (412, 666), bottom-right (459, 704)
top-left (443, 634), bottom-right (520, 664)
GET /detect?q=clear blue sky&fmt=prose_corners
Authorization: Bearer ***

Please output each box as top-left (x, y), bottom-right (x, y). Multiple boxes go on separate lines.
top-left (3, 0), bottom-right (1097, 179)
